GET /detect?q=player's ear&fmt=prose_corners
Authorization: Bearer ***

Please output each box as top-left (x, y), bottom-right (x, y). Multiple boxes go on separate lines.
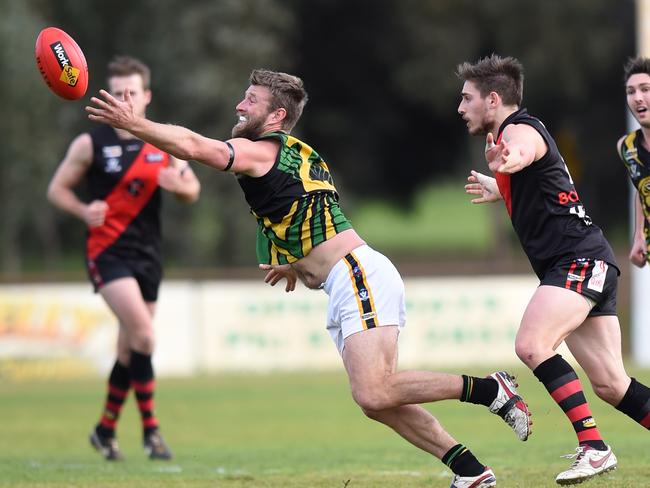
top-left (272, 107), bottom-right (287, 124)
top-left (487, 91), bottom-right (499, 107)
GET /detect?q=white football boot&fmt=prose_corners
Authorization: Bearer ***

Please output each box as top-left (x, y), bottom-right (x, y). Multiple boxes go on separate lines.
top-left (555, 445), bottom-right (617, 485)
top-left (488, 371), bottom-right (531, 441)
top-left (450, 467), bottom-right (497, 488)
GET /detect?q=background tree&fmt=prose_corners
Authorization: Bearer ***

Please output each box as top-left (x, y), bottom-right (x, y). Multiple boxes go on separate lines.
top-left (0, 0), bottom-right (636, 276)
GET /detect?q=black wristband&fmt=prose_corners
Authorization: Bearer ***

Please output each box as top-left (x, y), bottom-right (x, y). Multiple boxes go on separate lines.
top-left (224, 141), bottom-right (235, 171)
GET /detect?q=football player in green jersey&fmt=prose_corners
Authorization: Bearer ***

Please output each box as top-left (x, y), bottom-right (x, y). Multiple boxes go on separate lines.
top-left (87, 69), bottom-right (532, 487)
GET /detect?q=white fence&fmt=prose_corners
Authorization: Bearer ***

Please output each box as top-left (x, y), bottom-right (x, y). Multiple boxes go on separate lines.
top-left (0, 275), bottom-right (547, 379)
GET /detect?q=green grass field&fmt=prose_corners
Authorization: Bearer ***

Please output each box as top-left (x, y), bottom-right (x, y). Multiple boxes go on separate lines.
top-left (1, 367), bottom-right (649, 487)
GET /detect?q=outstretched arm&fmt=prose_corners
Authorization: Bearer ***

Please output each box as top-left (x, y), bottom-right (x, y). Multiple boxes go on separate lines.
top-left (465, 170), bottom-right (502, 204)
top-left (86, 89), bottom-right (275, 176)
top-left (87, 90), bottom-right (232, 170)
top-left (486, 124), bottom-right (547, 174)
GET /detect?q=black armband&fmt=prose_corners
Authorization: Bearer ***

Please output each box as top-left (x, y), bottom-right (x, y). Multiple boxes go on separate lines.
top-left (224, 141), bottom-right (235, 171)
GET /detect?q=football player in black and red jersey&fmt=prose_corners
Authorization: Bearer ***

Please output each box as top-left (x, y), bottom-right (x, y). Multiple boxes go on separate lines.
top-left (459, 54), bottom-right (650, 485)
top-left (47, 56), bottom-right (200, 461)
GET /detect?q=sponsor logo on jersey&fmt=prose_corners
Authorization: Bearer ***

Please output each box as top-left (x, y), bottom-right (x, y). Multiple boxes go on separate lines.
top-left (126, 143), bottom-right (141, 152)
top-left (587, 260), bottom-right (608, 293)
top-left (624, 146), bottom-right (638, 161)
top-left (569, 205), bottom-right (592, 226)
top-left (126, 178), bottom-right (145, 197)
top-left (557, 190), bottom-right (579, 205)
top-left (145, 152), bottom-right (164, 163)
top-left (361, 311), bottom-right (377, 320)
top-left (102, 145), bottom-right (123, 158)
top-left (104, 158), bottom-right (122, 173)
top-left (351, 265), bottom-right (363, 278)
top-left (624, 145), bottom-right (643, 177)
top-left (582, 417), bottom-right (596, 428)
top-left (49, 42), bottom-right (79, 86)
top-left (567, 273), bottom-right (585, 282)
top-left (358, 288), bottom-right (370, 301)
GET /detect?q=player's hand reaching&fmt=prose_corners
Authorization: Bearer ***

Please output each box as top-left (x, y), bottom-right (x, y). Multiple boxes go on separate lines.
top-left (465, 170), bottom-right (502, 204)
top-left (86, 89), bottom-right (138, 131)
top-left (484, 132), bottom-right (528, 174)
top-left (496, 141), bottom-right (527, 174)
top-left (84, 200), bottom-right (109, 227)
top-left (484, 132), bottom-right (504, 172)
top-left (259, 263), bottom-right (297, 292)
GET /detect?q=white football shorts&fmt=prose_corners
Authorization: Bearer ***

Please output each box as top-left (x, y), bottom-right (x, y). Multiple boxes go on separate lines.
top-left (322, 244), bottom-right (406, 354)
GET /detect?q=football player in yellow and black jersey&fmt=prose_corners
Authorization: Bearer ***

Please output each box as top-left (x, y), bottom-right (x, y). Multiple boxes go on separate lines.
top-left (87, 68), bottom-right (532, 487)
top-left (461, 54), bottom-right (650, 485)
top-left (619, 57), bottom-right (650, 269)
top-left (48, 56), bottom-right (200, 461)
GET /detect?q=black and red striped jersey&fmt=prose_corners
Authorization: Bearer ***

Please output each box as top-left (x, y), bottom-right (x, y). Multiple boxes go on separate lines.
top-left (494, 109), bottom-right (617, 279)
top-left (85, 125), bottom-right (170, 261)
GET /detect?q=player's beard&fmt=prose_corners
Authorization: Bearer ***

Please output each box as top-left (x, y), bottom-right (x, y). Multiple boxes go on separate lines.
top-left (469, 121), bottom-right (492, 136)
top-left (232, 114), bottom-right (267, 139)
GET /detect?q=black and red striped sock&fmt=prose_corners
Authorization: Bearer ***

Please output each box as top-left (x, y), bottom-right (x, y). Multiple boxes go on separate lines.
top-left (616, 377), bottom-right (650, 429)
top-left (533, 354), bottom-right (607, 450)
top-left (130, 350), bottom-right (159, 436)
top-left (96, 360), bottom-right (130, 438)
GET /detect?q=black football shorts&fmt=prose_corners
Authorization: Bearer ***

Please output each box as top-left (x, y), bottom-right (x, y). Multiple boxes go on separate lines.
top-left (86, 251), bottom-right (162, 302)
top-left (540, 258), bottom-right (619, 317)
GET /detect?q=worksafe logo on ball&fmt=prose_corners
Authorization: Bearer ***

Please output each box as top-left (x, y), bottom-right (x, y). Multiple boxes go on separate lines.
top-left (49, 41), bottom-right (79, 87)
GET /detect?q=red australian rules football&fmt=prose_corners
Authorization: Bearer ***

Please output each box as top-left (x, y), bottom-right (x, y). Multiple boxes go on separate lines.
top-left (35, 27), bottom-right (88, 100)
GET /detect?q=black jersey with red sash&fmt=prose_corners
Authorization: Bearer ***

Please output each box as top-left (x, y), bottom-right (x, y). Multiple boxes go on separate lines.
top-left (86, 125), bottom-right (169, 262)
top-left (493, 109), bottom-right (617, 279)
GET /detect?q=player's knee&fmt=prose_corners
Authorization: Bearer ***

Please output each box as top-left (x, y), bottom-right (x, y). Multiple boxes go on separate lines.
top-left (130, 331), bottom-right (155, 354)
top-left (591, 379), bottom-right (627, 405)
top-left (117, 349), bottom-right (131, 366)
top-left (359, 406), bottom-right (384, 421)
top-left (351, 387), bottom-right (391, 412)
top-left (514, 338), bottom-right (543, 367)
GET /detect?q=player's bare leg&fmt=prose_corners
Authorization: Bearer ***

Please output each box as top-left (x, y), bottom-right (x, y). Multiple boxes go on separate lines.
top-left (342, 326), bottom-right (496, 485)
top-left (514, 286), bottom-right (594, 369)
top-left (100, 278), bottom-right (155, 354)
top-left (515, 285), bottom-right (616, 484)
top-left (565, 315), bottom-right (630, 406)
top-left (97, 278), bottom-right (172, 460)
top-left (342, 326), bottom-right (530, 439)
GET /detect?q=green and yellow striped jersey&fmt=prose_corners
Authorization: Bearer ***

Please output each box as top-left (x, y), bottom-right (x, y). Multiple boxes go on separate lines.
top-left (236, 131), bottom-right (353, 264)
